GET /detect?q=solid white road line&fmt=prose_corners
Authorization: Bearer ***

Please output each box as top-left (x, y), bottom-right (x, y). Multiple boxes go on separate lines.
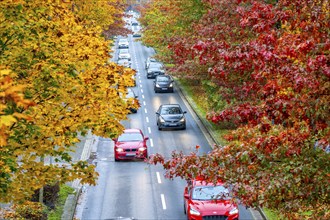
top-left (156, 172), bottom-right (162, 184)
top-left (161, 194), bottom-right (167, 210)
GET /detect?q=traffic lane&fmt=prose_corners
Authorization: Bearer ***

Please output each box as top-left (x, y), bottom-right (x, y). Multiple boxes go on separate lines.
top-left (132, 40), bottom-right (257, 219)
top-left (81, 136), bottom-right (158, 219)
top-left (139, 73), bottom-right (212, 156)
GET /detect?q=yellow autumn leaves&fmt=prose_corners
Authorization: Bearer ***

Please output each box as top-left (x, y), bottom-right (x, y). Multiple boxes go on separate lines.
top-left (0, 0), bottom-right (134, 202)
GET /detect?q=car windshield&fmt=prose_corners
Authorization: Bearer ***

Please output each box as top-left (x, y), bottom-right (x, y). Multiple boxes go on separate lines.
top-left (119, 49), bottom-right (129, 54)
top-left (160, 106), bottom-right (182, 115)
top-left (118, 132), bottom-right (143, 142)
top-left (156, 76), bottom-right (170, 82)
top-left (149, 63), bottom-right (163, 69)
top-left (119, 39), bottom-right (128, 43)
top-left (118, 59), bottom-right (129, 64)
top-left (192, 185), bottom-right (230, 200)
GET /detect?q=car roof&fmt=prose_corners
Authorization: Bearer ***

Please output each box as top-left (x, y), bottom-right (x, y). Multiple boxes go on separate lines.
top-left (191, 177), bottom-right (224, 187)
top-left (160, 104), bottom-right (180, 108)
top-left (156, 75), bottom-right (171, 78)
top-left (123, 128), bottom-right (141, 133)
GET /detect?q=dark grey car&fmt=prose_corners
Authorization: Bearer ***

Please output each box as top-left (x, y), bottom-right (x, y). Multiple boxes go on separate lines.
top-left (156, 104), bottom-right (186, 130)
top-left (146, 62), bottom-right (165, 79)
top-left (154, 75), bottom-right (174, 93)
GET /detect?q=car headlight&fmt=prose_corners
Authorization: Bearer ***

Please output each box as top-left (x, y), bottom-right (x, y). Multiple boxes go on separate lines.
top-left (159, 117), bottom-right (165, 123)
top-left (229, 207), bottom-right (238, 215)
top-left (115, 148), bottom-right (124, 152)
top-left (179, 117), bottom-right (185, 122)
top-left (138, 147), bottom-right (147, 152)
top-left (169, 83), bottom-right (173, 87)
top-left (155, 84), bottom-right (160, 88)
top-left (189, 207), bottom-right (200, 216)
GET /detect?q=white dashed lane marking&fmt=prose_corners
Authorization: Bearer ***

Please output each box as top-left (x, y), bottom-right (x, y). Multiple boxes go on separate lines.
top-left (156, 172), bottom-right (162, 184)
top-left (161, 194), bottom-right (167, 210)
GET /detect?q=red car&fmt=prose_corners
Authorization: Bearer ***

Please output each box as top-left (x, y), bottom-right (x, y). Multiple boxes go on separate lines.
top-left (184, 178), bottom-right (239, 220)
top-left (113, 129), bottom-right (149, 161)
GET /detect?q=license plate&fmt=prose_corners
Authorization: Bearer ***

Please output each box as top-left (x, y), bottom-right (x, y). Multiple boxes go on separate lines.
top-left (161, 88), bottom-right (168, 90)
top-left (169, 123), bottom-right (177, 126)
top-left (126, 153), bottom-right (136, 156)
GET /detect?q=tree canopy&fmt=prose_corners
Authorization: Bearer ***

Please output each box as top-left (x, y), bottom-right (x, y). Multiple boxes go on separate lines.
top-left (142, 0), bottom-right (330, 218)
top-left (0, 0), bottom-right (135, 203)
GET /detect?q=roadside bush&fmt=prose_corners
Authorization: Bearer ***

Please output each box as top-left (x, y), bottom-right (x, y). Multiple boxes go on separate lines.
top-left (3, 201), bottom-right (47, 220)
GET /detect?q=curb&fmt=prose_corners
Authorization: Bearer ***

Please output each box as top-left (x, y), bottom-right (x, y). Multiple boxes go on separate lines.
top-left (175, 80), bottom-right (221, 148)
top-left (61, 187), bottom-right (82, 220)
top-left (257, 207), bottom-right (269, 220)
top-left (62, 132), bottom-right (99, 220)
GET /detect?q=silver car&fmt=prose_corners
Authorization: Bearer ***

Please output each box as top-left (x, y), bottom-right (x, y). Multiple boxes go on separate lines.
top-left (118, 38), bottom-right (129, 49)
top-left (117, 58), bottom-right (131, 68)
top-left (145, 57), bottom-right (158, 70)
top-left (118, 49), bottom-right (131, 61)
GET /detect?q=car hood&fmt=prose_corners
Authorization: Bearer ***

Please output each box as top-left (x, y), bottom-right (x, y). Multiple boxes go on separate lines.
top-left (116, 141), bottom-right (143, 149)
top-left (161, 114), bottom-right (184, 121)
top-left (148, 68), bottom-right (163, 72)
top-left (156, 81), bottom-right (171, 86)
top-left (190, 200), bottom-right (236, 215)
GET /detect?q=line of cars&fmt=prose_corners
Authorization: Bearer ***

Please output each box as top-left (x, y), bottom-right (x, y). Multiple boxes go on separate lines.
top-left (144, 56), bottom-right (187, 131)
top-left (114, 19), bottom-right (240, 219)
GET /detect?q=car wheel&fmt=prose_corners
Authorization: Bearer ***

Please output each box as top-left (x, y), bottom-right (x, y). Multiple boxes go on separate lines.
top-left (158, 126), bottom-right (162, 131)
top-left (115, 157), bottom-right (119, 162)
top-left (184, 203), bottom-right (186, 214)
top-left (182, 125), bottom-right (186, 130)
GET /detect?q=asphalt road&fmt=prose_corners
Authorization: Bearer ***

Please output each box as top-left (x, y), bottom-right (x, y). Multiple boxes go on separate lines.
top-left (76, 33), bottom-right (260, 220)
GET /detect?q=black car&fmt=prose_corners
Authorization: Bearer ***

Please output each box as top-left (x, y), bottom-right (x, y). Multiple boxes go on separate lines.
top-left (156, 104), bottom-right (187, 130)
top-left (146, 62), bottom-right (165, 79)
top-left (154, 75), bottom-right (174, 93)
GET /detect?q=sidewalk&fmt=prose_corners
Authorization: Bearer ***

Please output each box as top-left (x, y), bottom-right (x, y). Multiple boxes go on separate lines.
top-left (61, 131), bottom-right (99, 220)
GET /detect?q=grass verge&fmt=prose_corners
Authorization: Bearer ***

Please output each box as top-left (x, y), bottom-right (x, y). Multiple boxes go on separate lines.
top-left (47, 184), bottom-right (75, 220)
top-left (177, 78), bottom-right (284, 220)
top-left (177, 78), bottom-right (229, 146)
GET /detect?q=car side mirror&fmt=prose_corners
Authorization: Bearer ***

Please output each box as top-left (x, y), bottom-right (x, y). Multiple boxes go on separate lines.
top-left (184, 193), bottom-right (190, 199)
top-left (145, 137), bottom-right (149, 141)
top-left (112, 138), bottom-right (118, 142)
top-left (156, 112), bottom-right (159, 115)
top-left (183, 111), bottom-right (187, 114)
